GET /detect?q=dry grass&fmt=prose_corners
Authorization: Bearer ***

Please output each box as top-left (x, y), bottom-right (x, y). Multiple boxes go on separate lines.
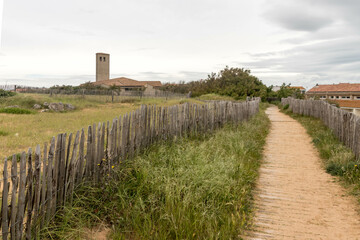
top-left (0, 93), bottom-right (200, 160)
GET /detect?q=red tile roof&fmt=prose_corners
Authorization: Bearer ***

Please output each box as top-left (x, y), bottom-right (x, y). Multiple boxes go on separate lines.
top-left (335, 100), bottom-right (360, 108)
top-left (91, 77), bottom-right (162, 87)
top-left (140, 81), bottom-right (162, 87)
top-left (308, 83), bottom-right (360, 93)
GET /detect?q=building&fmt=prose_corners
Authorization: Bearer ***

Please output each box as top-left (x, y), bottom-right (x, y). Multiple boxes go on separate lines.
top-left (91, 53), bottom-right (162, 92)
top-left (306, 83), bottom-right (360, 116)
top-left (96, 53), bottom-right (110, 82)
top-left (92, 77), bottom-right (162, 93)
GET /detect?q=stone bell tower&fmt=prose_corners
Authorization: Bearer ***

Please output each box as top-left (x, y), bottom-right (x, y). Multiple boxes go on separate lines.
top-left (96, 53), bottom-right (110, 82)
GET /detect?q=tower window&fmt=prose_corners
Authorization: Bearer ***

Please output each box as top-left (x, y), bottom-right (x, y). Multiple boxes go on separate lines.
top-left (103, 57), bottom-right (106, 61)
top-left (100, 57), bottom-right (102, 61)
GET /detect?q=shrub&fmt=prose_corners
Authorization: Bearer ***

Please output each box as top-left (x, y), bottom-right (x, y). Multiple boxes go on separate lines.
top-left (283, 104), bottom-right (289, 110)
top-left (0, 108), bottom-right (34, 114)
top-left (0, 89), bottom-right (16, 98)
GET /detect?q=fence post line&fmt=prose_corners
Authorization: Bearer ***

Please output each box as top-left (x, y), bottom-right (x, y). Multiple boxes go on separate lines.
top-left (58, 133), bottom-right (67, 206)
top-left (76, 129), bottom-right (85, 185)
top-left (33, 144), bottom-right (42, 238)
top-left (25, 148), bottom-right (33, 240)
top-left (1, 158), bottom-right (9, 240)
top-left (86, 126), bottom-right (93, 179)
top-left (40, 143), bottom-right (48, 229)
top-left (45, 138), bottom-right (55, 225)
top-left (16, 152), bottom-right (27, 240)
top-left (69, 131), bottom-right (80, 204)
top-left (10, 154), bottom-right (18, 240)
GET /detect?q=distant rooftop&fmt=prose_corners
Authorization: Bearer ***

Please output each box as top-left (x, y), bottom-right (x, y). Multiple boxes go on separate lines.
top-left (91, 77), bottom-right (162, 87)
top-left (307, 83), bottom-right (360, 93)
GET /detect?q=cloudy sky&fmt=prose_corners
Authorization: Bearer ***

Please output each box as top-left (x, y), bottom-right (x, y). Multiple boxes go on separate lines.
top-left (0, 0), bottom-right (359, 88)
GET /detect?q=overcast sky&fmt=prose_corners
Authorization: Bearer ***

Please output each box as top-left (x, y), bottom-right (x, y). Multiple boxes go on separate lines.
top-left (0, 0), bottom-right (359, 88)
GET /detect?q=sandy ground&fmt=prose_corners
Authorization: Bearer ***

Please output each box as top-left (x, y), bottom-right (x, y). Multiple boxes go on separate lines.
top-left (246, 106), bottom-right (360, 239)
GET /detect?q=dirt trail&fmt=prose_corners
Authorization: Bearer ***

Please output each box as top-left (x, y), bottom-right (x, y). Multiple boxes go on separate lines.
top-left (247, 106), bottom-right (360, 239)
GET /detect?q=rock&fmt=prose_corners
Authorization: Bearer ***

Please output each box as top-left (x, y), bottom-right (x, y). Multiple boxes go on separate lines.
top-left (40, 109), bottom-right (49, 112)
top-left (43, 102), bottom-right (49, 107)
top-left (33, 104), bottom-right (42, 109)
top-left (64, 103), bottom-right (76, 110)
top-left (5, 105), bottom-right (19, 109)
top-left (48, 102), bottom-right (64, 112)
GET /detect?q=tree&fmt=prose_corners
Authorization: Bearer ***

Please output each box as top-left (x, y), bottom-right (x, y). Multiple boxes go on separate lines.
top-left (161, 66), bottom-right (268, 100)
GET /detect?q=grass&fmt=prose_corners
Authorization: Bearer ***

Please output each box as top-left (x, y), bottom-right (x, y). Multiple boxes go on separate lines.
top-left (0, 130), bottom-right (9, 136)
top-left (281, 106), bottom-right (360, 201)
top-left (0, 93), bottom-right (202, 161)
top-left (43, 104), bottom-right (270, 240)
top-left (196, 94), bottom-right (237, 101)
top-left (0, 107), bottom-right (35, 114)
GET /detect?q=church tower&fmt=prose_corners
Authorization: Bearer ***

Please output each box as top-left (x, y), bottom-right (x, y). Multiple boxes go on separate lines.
top-left (96, 53), bottom-right (110, 82)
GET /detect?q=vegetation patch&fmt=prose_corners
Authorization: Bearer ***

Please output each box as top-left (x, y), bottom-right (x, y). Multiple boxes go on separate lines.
top-left (0, 130), bottom-right (9, 136)
top-left (0, 89), bottom-right (16, 98)
top-left (196, 93), bottom-right (236, 101)
top-left (282, 108), bottom-right (360, 201)
top-left (43, 104), bottom-right (270, 240)
top-left (0, 107), bottom-right (35, 114)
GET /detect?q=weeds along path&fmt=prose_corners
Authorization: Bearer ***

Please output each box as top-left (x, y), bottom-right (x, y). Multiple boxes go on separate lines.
top-left (247, 106), bottom-right (360, 239)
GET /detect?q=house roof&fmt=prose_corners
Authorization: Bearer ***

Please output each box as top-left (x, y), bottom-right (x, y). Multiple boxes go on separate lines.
top-left (91, 77), bottom-right (162, 87)
top-left (140, 81), bottom-right (162, 87)
top-left (335, 100), bottom-right (360, 109)
top-left (308, 83), bottom-right (360, 93)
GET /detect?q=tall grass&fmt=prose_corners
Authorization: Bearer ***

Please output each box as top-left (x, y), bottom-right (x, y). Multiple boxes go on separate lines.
top-left (282, 108), bottom-right (360, 200)
top-left (43, 105), bottom-right (270, 240)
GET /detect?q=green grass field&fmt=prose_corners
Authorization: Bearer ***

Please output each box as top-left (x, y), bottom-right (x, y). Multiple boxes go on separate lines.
top-left (0, 93), bottom-right (201, 160)
top-left (42, 104), bottom-right (269, 240)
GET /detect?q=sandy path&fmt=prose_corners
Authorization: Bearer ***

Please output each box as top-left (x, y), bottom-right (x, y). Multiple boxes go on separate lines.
top-left (247, 106), bottom-right (360, 239)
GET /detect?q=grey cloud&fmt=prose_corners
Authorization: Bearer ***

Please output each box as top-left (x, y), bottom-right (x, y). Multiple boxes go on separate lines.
top-left (263, 0), bottom-right (360, 34)
top-left (263, 2), bottom-right (334, 32)
top-left (268, 13), bottom-right (332, 32)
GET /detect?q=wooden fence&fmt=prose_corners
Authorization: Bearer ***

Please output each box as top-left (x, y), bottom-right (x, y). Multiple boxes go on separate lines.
top-left (281, 97), bottom-right (360, 160)
top-left (0, 99), bottom-right (260, 239)
top-left (19, 88), bottom-right (187, 99)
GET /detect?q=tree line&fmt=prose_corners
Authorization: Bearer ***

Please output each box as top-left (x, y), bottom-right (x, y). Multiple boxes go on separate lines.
top-left (160, 66), bottom-right (304, 100)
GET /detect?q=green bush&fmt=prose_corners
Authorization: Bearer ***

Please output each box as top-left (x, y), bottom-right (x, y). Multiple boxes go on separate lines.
top-left (283, 104), bottom-right (289, 110)
top-left (0, 89), bottom-right (16, 98)
top-left (0, 107), bottom-right (34, 114)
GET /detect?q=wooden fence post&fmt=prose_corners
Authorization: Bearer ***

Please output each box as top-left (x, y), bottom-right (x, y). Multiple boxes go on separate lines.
top-left (2, 158), bottom-right (9, 240)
